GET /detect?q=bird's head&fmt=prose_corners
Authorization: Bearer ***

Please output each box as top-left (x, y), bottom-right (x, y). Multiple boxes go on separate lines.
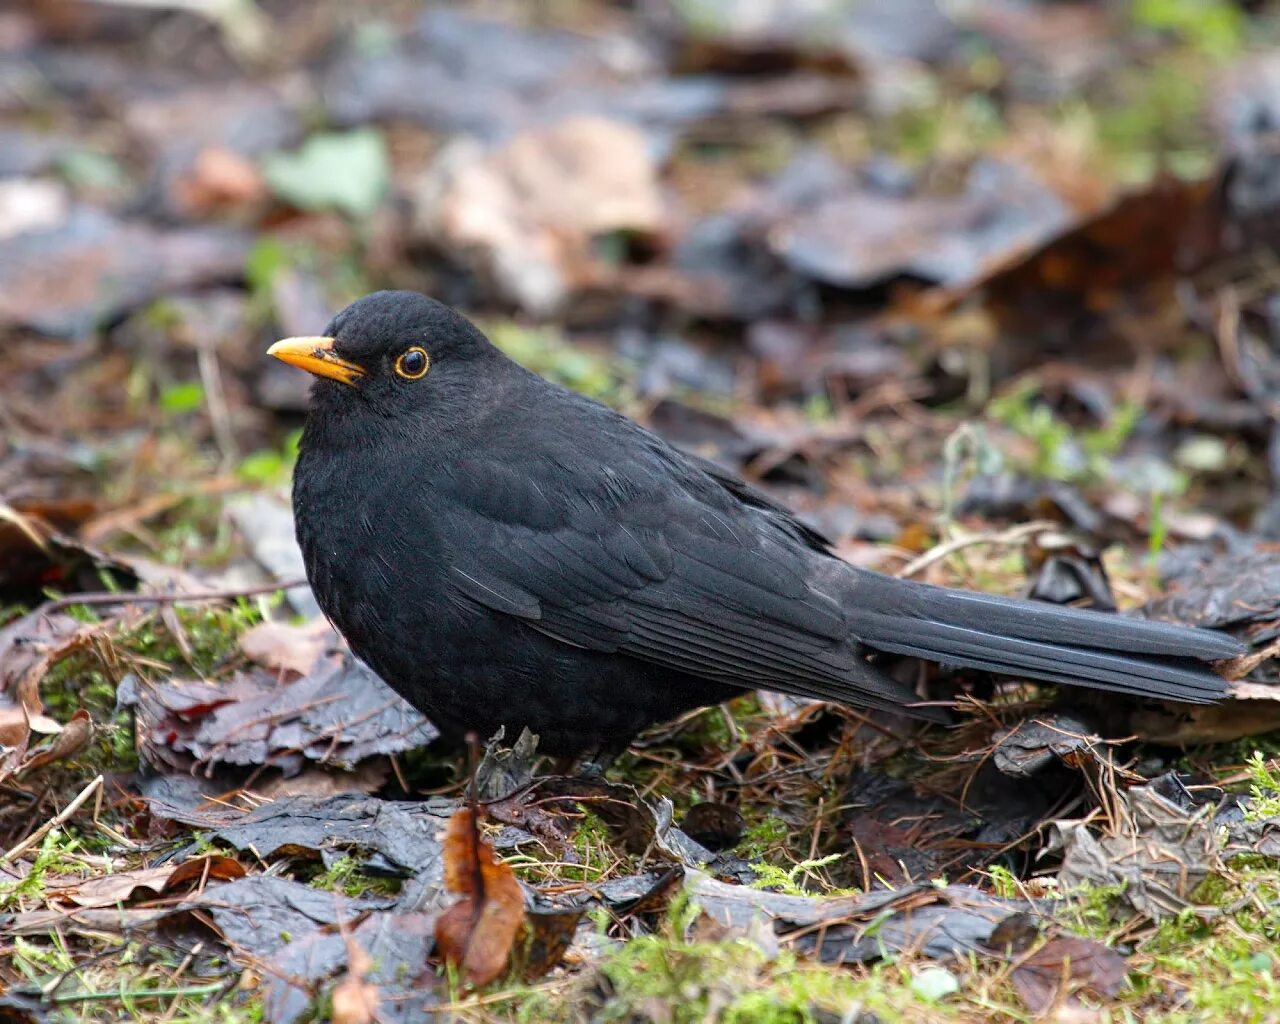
top-left (268, 291), bottom-right (503, 423)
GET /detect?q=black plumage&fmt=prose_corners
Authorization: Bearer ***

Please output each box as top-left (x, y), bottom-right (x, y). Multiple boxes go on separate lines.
top-left (271, 291), bottom-right (1243, 759)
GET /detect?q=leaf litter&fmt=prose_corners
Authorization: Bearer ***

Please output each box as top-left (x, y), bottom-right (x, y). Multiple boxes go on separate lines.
top-left (5, 1), bottom-right (1280, 1021)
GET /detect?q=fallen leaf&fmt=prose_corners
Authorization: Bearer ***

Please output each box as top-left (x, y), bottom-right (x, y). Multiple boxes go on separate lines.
top-left (207, 792), bottom-right (458, 878)
top-left (435, 806), bottom-right (525, 986)
top-left (769, 158), bottom-right (1069, 291)
top-left (173, 146), bottom-right (267, 216)
top-left (685, 871), bottom-right (1036, 963)
top-left (17, 707), bottom-right (92, 777)
top-left (182, 875), bottom-right (395, 960)
top-left (132, 652), bottom-right (437, 775)
top-left (0, 499), bottom-right (138, 604)
top-left (1048, 775), bottom-right (1221, 920)
top-left (263, 912), bottom-right (440, 1024)
top-left (1011, 936), bottom-right (1128, 1014)
top-left (680, 802), bottom-right (745, 852)
top-left (238, 619), bottom-right (333, 678)
top-left (43, 855), bottom-right (244, 909)
top-left (413, 116), bottom-right (664, 313)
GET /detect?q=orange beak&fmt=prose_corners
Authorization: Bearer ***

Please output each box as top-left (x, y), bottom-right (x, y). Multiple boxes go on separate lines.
top-left (267, 337), bottom-right (365, 386)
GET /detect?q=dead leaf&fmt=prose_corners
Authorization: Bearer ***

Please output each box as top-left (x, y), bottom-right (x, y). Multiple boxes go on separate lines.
top-left (17, 707), bottom-right (92, 777)
top-left (685, 871), bottom-right (1035, 963)
top-left (413, 116), bottom-right (664, 314)
top-left (263, 911), bottom-right (440, 1024)
top-left (238, 619), bottom-right (333, 678)
top-left (1048, 775), bottom-right (1221, 920)
top-left (0, 611), bottom-right (107, 783)
top-left (162, 855), bottom-right (247, 893)
top-left (173, 146), bottom-right (267, 216)
top-left (42, 855), bottom-right (244, 910)
top-left (1142, 548), bottom-right (1280, 629)
top-left (206, 792), bottom-right (459, 878)
top-left (1011, 936), bottom-right (1128, 1014)
top-left (0, 500), bottom-right (138, 604)
top-left (769, 158), bottom-right (1069, 291)
top-left (132, 652), bottom-right (437, 775)
top-left (182, 875), bottom-right (395, 960)
top-left (680, 802), bottom-right (745, 852)
top-left (435, 806), bottom-right (525, 986)
top-left (517, 895), bottom-right (584, 982)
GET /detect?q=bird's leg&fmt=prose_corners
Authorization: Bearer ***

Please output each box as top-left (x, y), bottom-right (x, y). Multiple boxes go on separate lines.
top-left (568, 745), bottom-right (620, 780)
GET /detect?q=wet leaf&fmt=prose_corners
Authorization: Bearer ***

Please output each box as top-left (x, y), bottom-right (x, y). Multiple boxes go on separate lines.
top-left (680, 802), bottom-right (745, 851)
top-left (263, 912), bottom-right (439, 1024)
top-left (207, 793), bottom-right (459, 879)
top-left (770, 158), bottom-right (1070, 291)
top-left (182, 875), bottom-right (395, 960)
top-left (238, 619), bottom-right (333, 678)
top-left (133, 651), bottom-right (437, 775)
top-left (685, 871), bottom-right (1037, 963)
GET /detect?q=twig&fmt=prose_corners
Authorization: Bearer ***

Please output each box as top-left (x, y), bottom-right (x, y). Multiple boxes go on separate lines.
top-left (1, 775), bottom-right (103, 866)
top-left (39, 578), bottom-right (308, 616)
top-left (895, 521), bottom-right (1057, 580)
top-left (48, 982), bottom-right (230, 1005)
top-left (197, 345), bottom-right (239, 468)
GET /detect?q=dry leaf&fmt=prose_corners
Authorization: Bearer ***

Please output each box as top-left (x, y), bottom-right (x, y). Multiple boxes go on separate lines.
top-left (414, 116), bottom-right (664, 313)
top-left (18, 707), bottom-right (92, 777)
top-left (435, 806), bottom-right (525, 986)
top-left (238, 618), bottom-right (332, 677)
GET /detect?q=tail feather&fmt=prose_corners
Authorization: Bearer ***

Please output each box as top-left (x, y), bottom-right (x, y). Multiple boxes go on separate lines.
top-left (848, 572), bottom-right (1244, 704)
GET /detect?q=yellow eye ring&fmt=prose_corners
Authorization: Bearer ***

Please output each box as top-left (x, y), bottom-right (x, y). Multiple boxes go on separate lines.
top-left (394, 346), bottom-right (430, 380)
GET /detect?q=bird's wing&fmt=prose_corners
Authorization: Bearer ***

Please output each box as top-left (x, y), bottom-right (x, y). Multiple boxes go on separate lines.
top-left (431, 431), bottom-right (934, 716)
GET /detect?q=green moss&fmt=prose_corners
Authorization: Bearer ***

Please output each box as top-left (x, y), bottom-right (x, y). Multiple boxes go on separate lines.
top-left (304, 855), bottom-right (402, 899)
top-left (737, 815), bottom-right (790, 861)
top-left (549, 896), bottom-right (960, 1024)
top-left (1244, 751), bottom-right (1280, 821)
top-left (0, 829), bottom-right (90, 910)
top-left (749, 853), bottom-right (848, 897)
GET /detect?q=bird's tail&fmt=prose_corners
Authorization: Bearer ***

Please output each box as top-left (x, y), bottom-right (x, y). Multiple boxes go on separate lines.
top-left (846, 571), bottom-right (1243, 703)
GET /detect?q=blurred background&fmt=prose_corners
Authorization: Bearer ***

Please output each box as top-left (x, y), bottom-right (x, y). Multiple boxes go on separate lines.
top-left (4, 0), bottom-right (1280, 581)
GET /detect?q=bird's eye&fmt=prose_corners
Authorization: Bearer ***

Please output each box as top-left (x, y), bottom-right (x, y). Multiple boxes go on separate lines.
top-left (394, 346), bottom-right (430, 380)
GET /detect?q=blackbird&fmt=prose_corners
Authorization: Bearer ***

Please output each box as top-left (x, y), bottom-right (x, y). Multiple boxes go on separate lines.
top-left (270, 291), bottom-right (1243, 759)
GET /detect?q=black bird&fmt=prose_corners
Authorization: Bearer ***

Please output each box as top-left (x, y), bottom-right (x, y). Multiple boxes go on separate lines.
top-left (270, 291), bottom-right (1243, 759)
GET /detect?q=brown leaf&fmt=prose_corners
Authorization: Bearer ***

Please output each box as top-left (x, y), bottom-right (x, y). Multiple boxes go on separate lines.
top-left (161, 855), bottom-right (247, 894)
top-left (1011, 936), bottom-right (1128, 1014)
top-left (173, 146), bottom-right (267, 216)
top-left (0, 207), bottom-right (251, 338)
top-left (238, 619), bottom-right (332, 678)
top-left (435, 807), bottom-right (525, 986)
top-left (17, 707), bottom-right (92, 776)
top-left (516, 903), bottom-right (583, 982)
top-left (46, 866), bottom-right (175, 909)
top-left (0, 705), bottom-right (30, 751)
top-left (413, 116), bottom-right (664, 314)
top-left (43, 854), bottom-right (246, 910)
